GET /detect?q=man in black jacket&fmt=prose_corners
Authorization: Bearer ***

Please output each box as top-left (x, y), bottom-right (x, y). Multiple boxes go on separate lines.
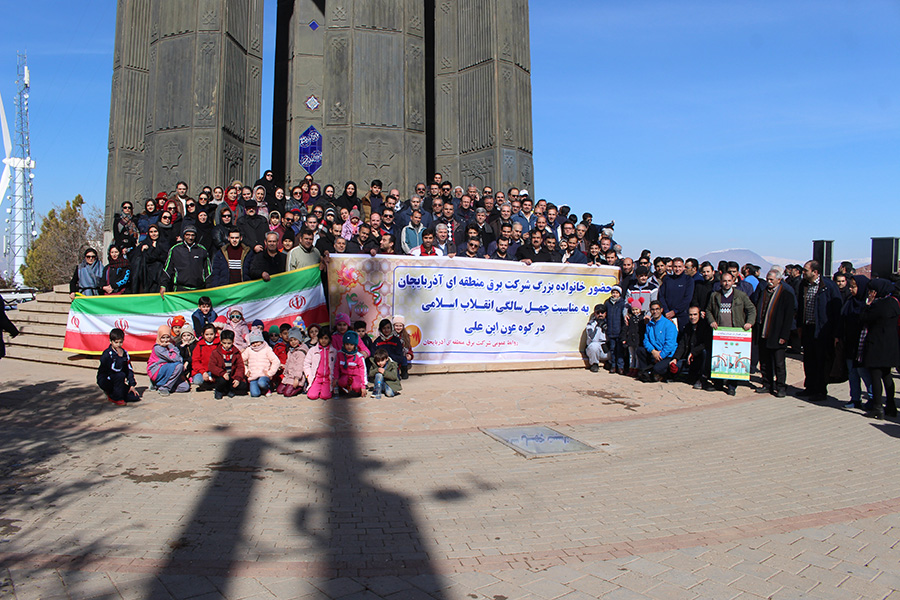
top-left (516, 231), bottom-right (551, 264)
top-left (238, 200), bottom-right (268, 253)
top-left (692, 261), bottom-right (716, 319)
top-left (670, 305), bottom-right (712, 389)
top-left (250, 232), bottom-right (287, 282)
top-left (755, 268), bottom-right (796, 397)
top-left (797, 260), bottom-right (842, 401)
top-left (160, 225), bottom-right (212, 295)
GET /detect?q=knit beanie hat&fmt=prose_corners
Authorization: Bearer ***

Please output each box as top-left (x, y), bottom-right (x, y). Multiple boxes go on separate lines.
top-left (335, 313), bottom-right (351, 326)
top-left (288, 327), bottom-right (304, 341)
top-left (249, 330), bottom-right (265, 344)
top-left (268, 325), bottom-right (280, 336)
top-left (252, 319), bottom-right (265, 328)
top-left (343, 331), bottom-right (359, 347)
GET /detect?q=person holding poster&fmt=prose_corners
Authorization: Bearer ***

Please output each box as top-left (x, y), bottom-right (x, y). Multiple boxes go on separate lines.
top-left (707, 272), bottom-right (757, 396)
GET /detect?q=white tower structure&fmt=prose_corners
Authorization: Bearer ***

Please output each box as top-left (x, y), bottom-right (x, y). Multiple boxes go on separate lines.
top-left (0, 53), bottom-right (36, 286)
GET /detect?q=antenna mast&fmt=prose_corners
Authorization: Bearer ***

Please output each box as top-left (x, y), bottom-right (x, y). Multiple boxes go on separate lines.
top-left (4, 53), bottom-right (35, 285)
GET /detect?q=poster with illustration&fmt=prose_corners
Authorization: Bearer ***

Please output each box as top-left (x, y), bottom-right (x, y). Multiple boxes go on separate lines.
top-left (710, 327), bottom-right (752, 380)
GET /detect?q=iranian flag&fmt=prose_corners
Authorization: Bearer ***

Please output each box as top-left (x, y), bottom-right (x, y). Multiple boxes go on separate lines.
top-left (63, 266), bottom-right (328, 355)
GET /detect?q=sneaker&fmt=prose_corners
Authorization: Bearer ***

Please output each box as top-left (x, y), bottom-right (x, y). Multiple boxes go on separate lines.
top-left (374, 394), bottom-right (382, 400)
top-left (775, 389), bottom-right (786, 398)
top-left (227, 391), bottom-right (235, 398)
top-left (692, 381), bottom-right (703, 390)
top-left (214, 391), bottom-right (223, 400)
top-left (590, 364), bottom-right (600, 373)
top-left (265, 390), bottom-right (272, 397)
top-left (726, 387), bottom-right (736, 397)
top-left (755, 387), bottom-right (772, 394)
top-left (157, 387), bottom-right (170, 396)
top-left (108, 397), bottom-right (126, 406)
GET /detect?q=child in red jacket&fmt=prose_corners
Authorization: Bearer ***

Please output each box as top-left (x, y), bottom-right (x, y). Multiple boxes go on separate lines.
top-left (191, 324), bottom-right (219, 390)
top-left (334, 331), bottom-right (367, 397)
top-left (208, 330), bottom-right (248, 399)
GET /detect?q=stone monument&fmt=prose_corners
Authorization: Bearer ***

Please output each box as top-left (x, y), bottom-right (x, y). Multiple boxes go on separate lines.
top-left (106, 0), bottom-right (264, 228)
top-left (106, 0), bottom-right (533, 227)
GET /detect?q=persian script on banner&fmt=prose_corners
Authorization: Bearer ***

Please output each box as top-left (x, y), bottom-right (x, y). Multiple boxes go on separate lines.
top-left (64, 266), bottom-right (328, 355)
top-left (710, 327), bottom-right (753, 380)
top-left (326, 255), bottom-right (620, 364)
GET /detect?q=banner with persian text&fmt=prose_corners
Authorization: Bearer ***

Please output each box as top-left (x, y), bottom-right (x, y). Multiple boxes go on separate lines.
top-left (326, 255), bottom-right (620, 364)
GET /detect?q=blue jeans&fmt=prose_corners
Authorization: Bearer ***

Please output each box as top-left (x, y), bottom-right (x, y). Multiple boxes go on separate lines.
top-left (249, 376), bottom-right (271, 397)
top-left (153, 362), bottom-right (183, 391)
top-left (372, 373), bottom-right (395, 398)
top-left (847, 360), bottom-right (872, 403)
top-left (192, 373), bottom-right (205, 385)
top-left (607, 336), bottom-right (624, 371)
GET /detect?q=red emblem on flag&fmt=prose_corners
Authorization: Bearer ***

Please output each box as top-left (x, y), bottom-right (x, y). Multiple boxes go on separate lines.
top-left (289, 295), bottom-right (306, 311)
top-left (71, 316), bottom-right (80, 329)
top-left (114, 319), bottom-right (129, 331)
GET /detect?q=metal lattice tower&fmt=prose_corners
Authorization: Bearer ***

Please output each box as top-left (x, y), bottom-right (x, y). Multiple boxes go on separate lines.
top-left (3, 53), bottom-right (36, 285)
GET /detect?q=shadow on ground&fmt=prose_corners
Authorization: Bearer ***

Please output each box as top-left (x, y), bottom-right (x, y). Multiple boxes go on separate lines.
top-left (144, 392), bottom-right (448, 599)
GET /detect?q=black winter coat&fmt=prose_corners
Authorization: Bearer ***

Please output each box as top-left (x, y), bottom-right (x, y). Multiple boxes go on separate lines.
top-left (860, 296), bottom-right (900, 369)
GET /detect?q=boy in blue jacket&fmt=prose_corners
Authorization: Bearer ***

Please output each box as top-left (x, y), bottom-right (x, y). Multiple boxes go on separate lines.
top-left (636, 301), bottom-right (678, 382)
top-left (97, 328), bottom-right (141, 405)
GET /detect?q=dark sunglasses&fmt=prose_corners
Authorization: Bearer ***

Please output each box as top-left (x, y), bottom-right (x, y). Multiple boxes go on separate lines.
top-left (85, 254), bottom-right (97, 259)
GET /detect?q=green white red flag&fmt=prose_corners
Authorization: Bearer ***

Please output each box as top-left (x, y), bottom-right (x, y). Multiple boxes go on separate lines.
top-left (64, 266), bottom-right (327, 355)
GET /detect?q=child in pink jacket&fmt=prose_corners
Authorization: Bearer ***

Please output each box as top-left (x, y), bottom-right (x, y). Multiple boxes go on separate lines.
top-left (241, 330), bottom-right (281, 397)
top-left (277, 327), bottom-right (309, 397)
top-left (304, 329), bottom-right (337, 400)
top-left (334, 331), bottom-right (367, 397)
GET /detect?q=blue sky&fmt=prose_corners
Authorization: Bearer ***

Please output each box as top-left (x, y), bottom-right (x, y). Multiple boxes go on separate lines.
top-left (0, 0), bottom-right (897, 264)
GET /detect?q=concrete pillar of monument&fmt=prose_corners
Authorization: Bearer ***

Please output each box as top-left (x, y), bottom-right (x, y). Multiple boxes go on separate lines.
top-left (275, 0), bottom-right (427, 197)
top-left (434, 0), bottom-right (534, 195)
top-left (143, 0), bottom-right (264, 202)
top-left (105, 0), bottom-right (152, 230)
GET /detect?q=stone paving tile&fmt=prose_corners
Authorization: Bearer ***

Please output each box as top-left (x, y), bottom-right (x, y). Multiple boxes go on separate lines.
top-left (3, 360), bottom-right (900, 599)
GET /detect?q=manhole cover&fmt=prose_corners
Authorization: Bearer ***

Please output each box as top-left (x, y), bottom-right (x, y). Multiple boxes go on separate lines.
top-left (482, 426), bottom-right (597, 459)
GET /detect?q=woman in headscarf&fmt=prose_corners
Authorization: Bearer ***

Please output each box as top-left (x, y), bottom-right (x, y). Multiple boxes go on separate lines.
top-left (322, 184), bottom-right (336, 203)
top-left (253, 185), bottom-right (270, 218)
top-left (113, 202), bottom-right (140, 257)
top-left (155, 211), bottom-right (178, 250)
top-left (194, 208), bottom-right (215, 251)
top-left (102, 245), bottom-right (131, 295)
top-left (69, 248), bottom-right (104, 299)
top-left (164, 199), bottom-right (183, 230)
top-left (307, 182), bottom-right (322, 208)
top-left (135, 198), bottom-right (160, 243)
top-left (215, 185), bottom-right (245, 224)
top-left (839, 275), bottom-right (872, 409)
top-left (132, 224), bottom-right (167, 293)
top-left (859, 279), bottom-right (900, 419)
top-left (147, 325), bottom-right (190, 395)
top-left (270, 186), bottom-right (286, 216)
top-left (253, 169), bottom-right (278, 203)
top-left (334, 181), bottom-right (359, 213)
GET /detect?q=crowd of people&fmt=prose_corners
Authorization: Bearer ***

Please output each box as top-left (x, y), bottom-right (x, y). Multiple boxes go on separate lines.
top-left (583, 257), bottom-right (900, 420)
top-left (70, 174), bottom-right (619, 298)
top-left (73, 172), bottom-right (898, 420)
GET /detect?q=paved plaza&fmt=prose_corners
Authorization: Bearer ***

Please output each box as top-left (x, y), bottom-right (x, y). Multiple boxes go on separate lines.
top-left (1, 356), bottom-right (900, 600)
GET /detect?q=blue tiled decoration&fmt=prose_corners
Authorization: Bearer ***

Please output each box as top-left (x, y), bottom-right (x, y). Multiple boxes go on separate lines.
top-left (298, 126), bottom-right (323, 175)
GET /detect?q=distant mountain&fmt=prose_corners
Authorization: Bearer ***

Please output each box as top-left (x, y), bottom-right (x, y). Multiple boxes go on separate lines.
top-left (698, 249), bottom-right (773, 271)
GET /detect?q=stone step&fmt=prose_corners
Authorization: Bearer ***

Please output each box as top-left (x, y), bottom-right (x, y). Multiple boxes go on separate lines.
top-left (6, 322), bottom-right (65, 338)
top-left (3, 346), bottom-right (97, 370)
top-left (8, 311), bottom-right (69, 326)
top-left (34, 291), bottom-right (73, 305)
top-left (7, 333), bottom-right (65, 351)
top-left (15, 301), bottom-right (72, 315)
